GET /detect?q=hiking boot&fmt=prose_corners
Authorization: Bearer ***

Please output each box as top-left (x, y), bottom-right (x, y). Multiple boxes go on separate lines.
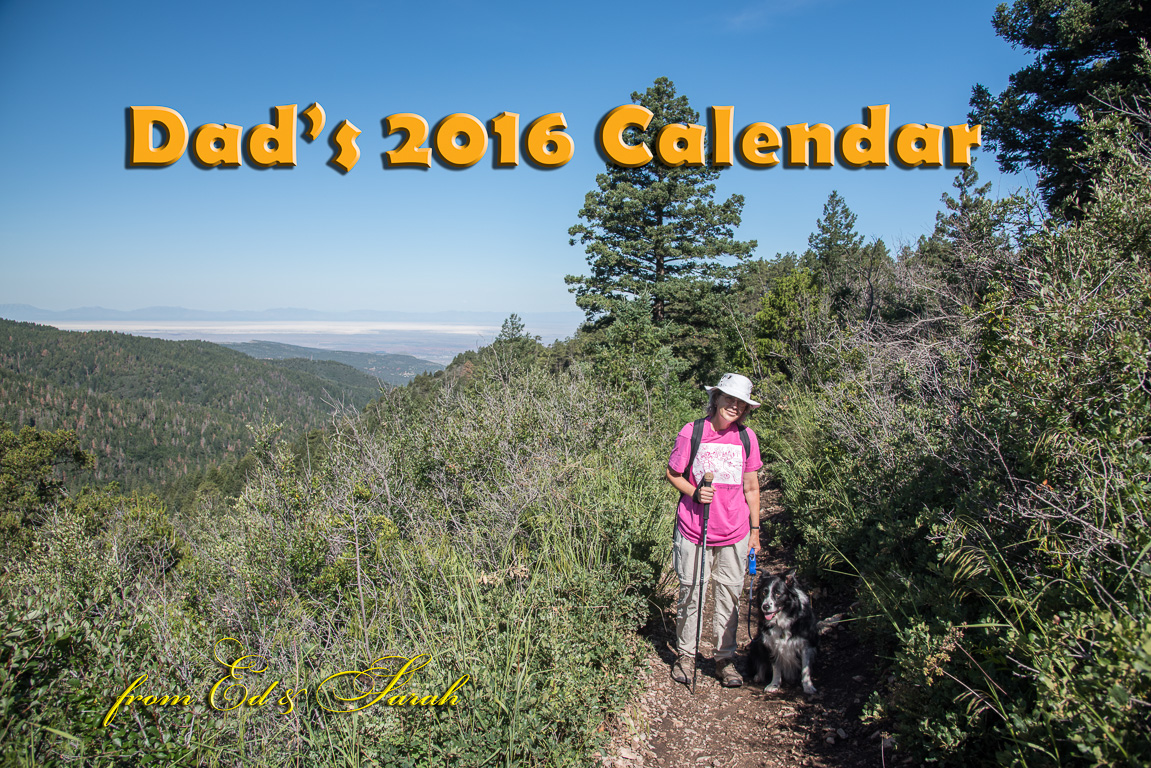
top-left (671, 655), bottom-right (693, 685)
top-left (715, 657), bottom-right (743, 687)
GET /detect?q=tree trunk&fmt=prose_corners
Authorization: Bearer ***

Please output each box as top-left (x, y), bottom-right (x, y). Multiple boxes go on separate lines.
top-left (653, 208), bottom-right (665, 324)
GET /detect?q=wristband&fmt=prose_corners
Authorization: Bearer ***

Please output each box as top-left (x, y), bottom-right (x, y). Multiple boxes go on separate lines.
top-left (751, 525), bottom-right (760, 530)
top-left (692, 486), bottom-right (702, 504)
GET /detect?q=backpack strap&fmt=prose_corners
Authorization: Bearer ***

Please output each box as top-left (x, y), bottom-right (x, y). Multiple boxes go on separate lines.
top-left (673, 418), bottom-right (707, 541)
top-left (685, 418), bottom-right (706, 482)
top-left (738, 424), bottom-right (750, 461)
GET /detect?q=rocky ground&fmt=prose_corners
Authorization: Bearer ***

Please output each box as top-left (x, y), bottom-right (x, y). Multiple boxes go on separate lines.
top-left (595, 481), bottom-right (899, 768)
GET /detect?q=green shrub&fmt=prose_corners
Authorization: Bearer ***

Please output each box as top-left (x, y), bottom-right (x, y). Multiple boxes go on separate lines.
top-left (1, 365), bottom-right (673, 767)
top-left (763, 120), bottom-right (1151, 765)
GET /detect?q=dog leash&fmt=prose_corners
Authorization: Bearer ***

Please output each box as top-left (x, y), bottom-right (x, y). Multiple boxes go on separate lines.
top-left (747, 546), bottom-right (756, 641)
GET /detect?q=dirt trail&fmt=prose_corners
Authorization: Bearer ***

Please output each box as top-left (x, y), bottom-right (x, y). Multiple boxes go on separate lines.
top-left (596, 479), bottom-right (894, 768)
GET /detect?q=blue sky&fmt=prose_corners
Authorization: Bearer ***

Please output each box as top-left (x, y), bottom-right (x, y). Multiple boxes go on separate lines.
top-left (0, 0), bottom-right (1032, 320)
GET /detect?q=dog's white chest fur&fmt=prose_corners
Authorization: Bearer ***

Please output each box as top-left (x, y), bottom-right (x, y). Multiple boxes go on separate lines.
top-left (764, 626), bottom-right (807, 679)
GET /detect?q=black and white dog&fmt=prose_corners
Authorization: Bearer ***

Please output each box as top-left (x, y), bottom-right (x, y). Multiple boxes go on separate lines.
top-left (748, 570), bottom-right (819, 695)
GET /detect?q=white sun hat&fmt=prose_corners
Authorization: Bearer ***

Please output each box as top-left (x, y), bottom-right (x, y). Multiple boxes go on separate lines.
top-left (704, 373), bottom-right (760, 409)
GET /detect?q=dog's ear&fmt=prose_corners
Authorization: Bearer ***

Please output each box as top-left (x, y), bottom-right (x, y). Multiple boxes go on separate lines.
top-left (784, 569), bottom-right (797, 586)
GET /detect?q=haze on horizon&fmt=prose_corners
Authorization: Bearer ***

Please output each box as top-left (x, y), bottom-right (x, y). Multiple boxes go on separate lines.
top-left (0, 302), bottom-right (585, 363)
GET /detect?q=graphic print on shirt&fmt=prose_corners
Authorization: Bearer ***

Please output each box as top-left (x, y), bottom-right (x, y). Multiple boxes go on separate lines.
top-left (692, 443), bottom-right (743, 486)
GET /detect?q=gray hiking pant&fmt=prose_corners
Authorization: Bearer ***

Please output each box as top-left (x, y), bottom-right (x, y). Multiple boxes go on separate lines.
top-left (673, 529), bottom-right (750, 660)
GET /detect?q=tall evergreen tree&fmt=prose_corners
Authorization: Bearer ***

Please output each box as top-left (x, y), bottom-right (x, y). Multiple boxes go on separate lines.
top-left (566, 77), bottom-right (756, 328)
top-left (969, 0), bottom-right (1151, 212)
top-left (932, 164), bottom-right (999, 250)
top-left (803, 191), bottom-right (863, 286)
top-left (802, 190), bottom-right (867, 318)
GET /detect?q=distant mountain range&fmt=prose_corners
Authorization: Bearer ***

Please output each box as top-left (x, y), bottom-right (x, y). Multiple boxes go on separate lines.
top-left (0, 305), bottom-right (583, 364)
top-left (0, 304), bottom-right (582, 327)
top-left (220, 340), bottom-right (442, 384)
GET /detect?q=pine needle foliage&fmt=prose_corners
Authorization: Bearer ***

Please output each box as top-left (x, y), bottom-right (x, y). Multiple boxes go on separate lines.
top-left (566, 77), bottom-right (756, 329)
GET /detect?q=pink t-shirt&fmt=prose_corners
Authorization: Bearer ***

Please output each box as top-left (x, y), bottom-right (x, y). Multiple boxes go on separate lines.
top-left (668, 419), bottom-right (762, 547)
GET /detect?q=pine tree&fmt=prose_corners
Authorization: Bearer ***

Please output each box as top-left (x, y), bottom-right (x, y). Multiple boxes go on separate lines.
top-left (802, 190), bottom-right (872, 319)
top-left (565, 77), bottom-right (756, 328)
top-left (969, 0), bottom-right (1151, 212)
top-left (918, 162), bottom-right (1011, 305)
top-left (803, 191), bottom-right (863, 288)
top-left (490, 313), bottom-right (543, 369)
top-left (752, 266), bottom-right (825, 384)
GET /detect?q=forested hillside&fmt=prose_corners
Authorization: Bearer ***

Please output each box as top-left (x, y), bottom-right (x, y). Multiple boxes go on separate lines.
top-left (221, 340), bottom-right (442, 383)
top-left (0, 320), bottom-right (381, 490)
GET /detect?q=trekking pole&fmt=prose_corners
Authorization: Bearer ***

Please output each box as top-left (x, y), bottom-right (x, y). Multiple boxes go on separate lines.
top-left (691, 472), bottom-right (714, 695)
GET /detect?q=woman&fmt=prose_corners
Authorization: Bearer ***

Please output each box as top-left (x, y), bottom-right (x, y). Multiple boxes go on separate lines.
top-left (666, 373), bottom-right (762, 687)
